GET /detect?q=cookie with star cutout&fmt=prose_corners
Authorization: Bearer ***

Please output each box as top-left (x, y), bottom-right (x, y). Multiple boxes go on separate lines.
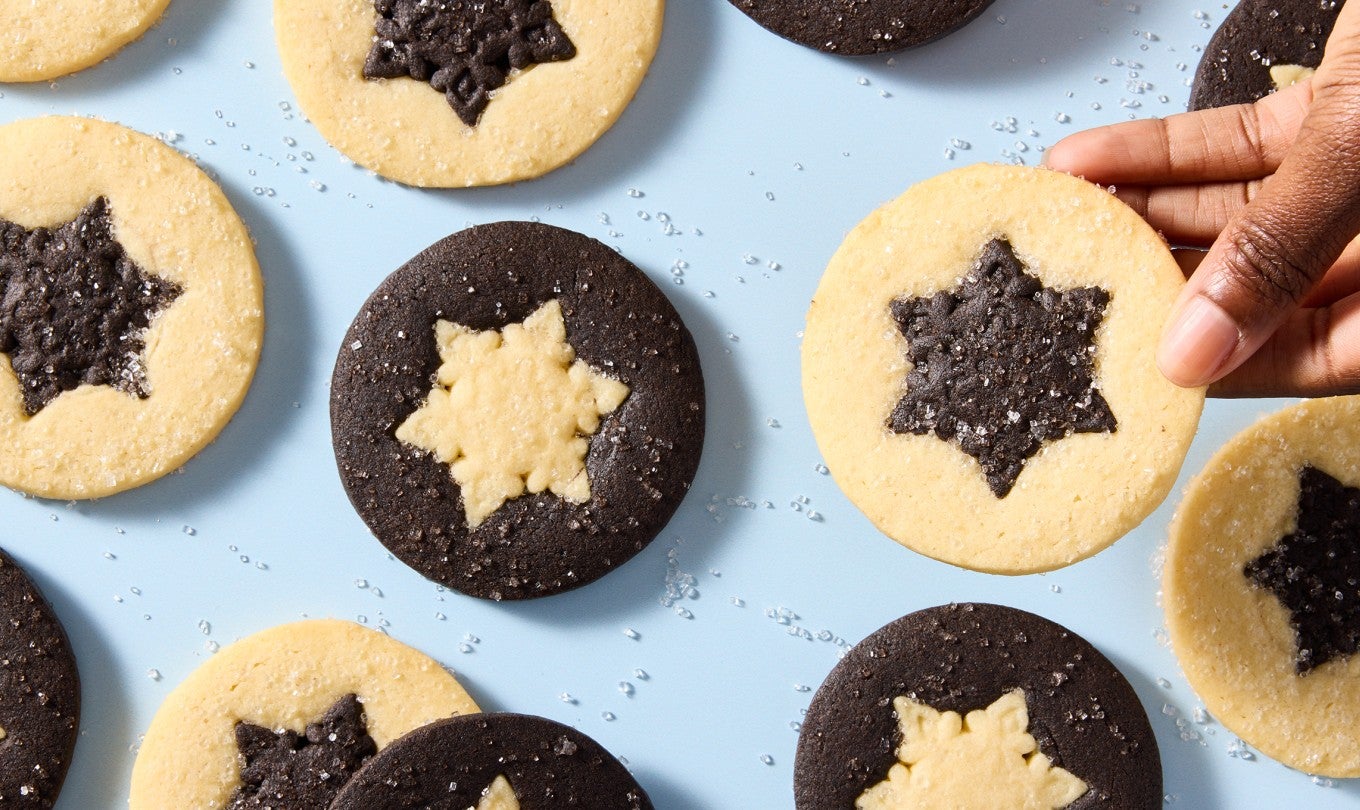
top-left (0, 549), bottom-right (80, 808)
top-left (129, 619), bottom-right (480, 809)
top-left (330, 221), bottom-right (705, 600)
top-left (273, 0), bottom-right (664, 186)
top-left (0, 0), bottom-right (171, 82)
top-left (727, 0), bottom-right (996, 55)
top-left (1165, 396), bottom-right (1360, 777)
top-left (0, 116), bottom-right (263, 500)
top-left (801, 163), bottom-right (1203, 574)
top-left (1189, 0), bottom-right (1345, 111)
top-left (794, 603), bottom-right (1161, 809)
top-left (332, 712), bottom-right (652, 809)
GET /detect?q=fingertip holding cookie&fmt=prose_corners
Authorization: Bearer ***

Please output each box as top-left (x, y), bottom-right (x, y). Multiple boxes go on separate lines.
top-left (802, 163), bottom-right (1203, 574)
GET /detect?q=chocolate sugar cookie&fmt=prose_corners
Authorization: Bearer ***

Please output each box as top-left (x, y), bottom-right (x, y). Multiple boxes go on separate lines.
top-left (332, 712), bottom-right (652, 809)
top-left (274, 0), bottom-right (664, 186)
top-left (801, 164), bottom-right (1203, 573)
top-left (331, 222), bottom-right (704, 600)
top-left (129, 619), bottom-right (479, 809)
top-left (1165, 396), bottom-right (1360, 777)
top-left (0, 0), bottom-right (171, 82)
top-left (727, 0), bottom-right (996, 55)
top-left (0, 117), bottom-right (263, 500)
top-left (1189, 0), bottom-right (1345, 111)
top-left (0, 549), bottom-right (80, 808)
top-left (795, 603), bottom-right (1160, 809)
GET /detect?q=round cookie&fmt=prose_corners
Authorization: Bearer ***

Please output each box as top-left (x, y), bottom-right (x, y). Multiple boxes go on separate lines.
top-left (331, 222), bottom-right (704, 600)
top-left (0, 116), bottom-right (263, 500)
top-left (1189, 0), bottom-right (1344, 111)
top-left (273, 0), bottom-right (664, 187)
top-left (801, 164), bottom-right (1203, 574)
top-left (332, 712), bottom-right (653, 809)
top-left (0, 0), bottom-right (171, 82)
top-left (795, 603), bottom-right (1161, 809)
top-left (129, 619), bottom-right (480, 809)
top-left (727, 0), bottom-right (996, 55)
top-left (1164, 396), bottom-right (1360, 777)
top-left (0, 549), bottom-right (80, 808)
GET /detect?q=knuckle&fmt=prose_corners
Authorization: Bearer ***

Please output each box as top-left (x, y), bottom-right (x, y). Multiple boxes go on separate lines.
top-left (1216, 217), bottom-right (1316, 309)
top-left (1304, 307), bottom-right (1360, 394)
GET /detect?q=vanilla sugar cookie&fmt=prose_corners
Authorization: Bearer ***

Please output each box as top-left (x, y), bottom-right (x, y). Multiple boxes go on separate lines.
top-left (795, 603), bottom-right (1161, 809)
top-left (273, 0), bottom-right (664, 187)
top-left (0, 116), bottom-right (263, 499)
top-left (0, 0), bottom-right (171, 82)
top-left (1190, 0), bottom-right (1344, 111)
top-left (728, 0), bottom-right (995, 55)
top-left (331, 222), bottom-right (704, 600)
top-left (801, 164), bottom-right (1203, 574)
top-left (129, 619), bottom-right (480, 809)
top-left (333, 713), bottom-right (652, 809)
top-left (1165, 396), bottom-right (1360, 777)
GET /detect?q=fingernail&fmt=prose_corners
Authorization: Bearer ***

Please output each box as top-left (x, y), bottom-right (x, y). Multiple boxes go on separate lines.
top-left (1157, 295), bottom-right (1239, 387)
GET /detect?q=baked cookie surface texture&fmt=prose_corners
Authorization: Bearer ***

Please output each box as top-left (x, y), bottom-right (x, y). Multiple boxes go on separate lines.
top-left (129, 619), bottom-right (480, 809)
top-left (331, 221), bottom-right (705, 600)
top-left (0, 549), bottom-right (80, 808)
top-left (801, 163), bottom-right (1203, 573)
top-left (1190, 0), bottom-right (1345, 111)
top-left (0, 117), bottom-right (264, 500)
top-left (332, 712), bottom-right (653, 809)
top-left (0, 0), bottom-right (171, 82)
top-left (1165, 395), bottom-right (1360, 777)
top-left (794, 603), bottom-right (1161, 809)
top-left (273, 0), bottom-right (664, 186)
top-left (727, 0), bottom-right (995, 55)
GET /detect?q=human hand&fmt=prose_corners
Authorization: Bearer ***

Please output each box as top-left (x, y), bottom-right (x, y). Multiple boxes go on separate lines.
top-left (1044, 2), bottom-right (1360, 398)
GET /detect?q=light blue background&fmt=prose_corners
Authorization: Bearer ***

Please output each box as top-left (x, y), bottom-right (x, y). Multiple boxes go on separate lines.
top-left (0, 1), bottom-right (1353, 807)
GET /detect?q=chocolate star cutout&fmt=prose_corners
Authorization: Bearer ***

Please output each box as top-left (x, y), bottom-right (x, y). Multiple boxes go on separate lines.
top-left (1245, 465), bottom-right (1360, 674)
top-left (364, 0), bottom-right (577, 127)
top-left (0, 197), bottom-right (182, 416)
top-left (227, 694), bottom-right (377, 810)
top-left (888, 238), bottom-right (1116, 497)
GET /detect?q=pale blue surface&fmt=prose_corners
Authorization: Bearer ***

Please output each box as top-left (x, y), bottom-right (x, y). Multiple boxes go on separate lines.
top-left (0, 1), bottom-right (1355, 807)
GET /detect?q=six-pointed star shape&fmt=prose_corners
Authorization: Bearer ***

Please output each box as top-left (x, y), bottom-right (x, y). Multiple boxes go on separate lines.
top-left (0, 196), bottom-right (182, 416)
top-left (228, 693), bottom-right (376, 810)
top-left (364, 0), bottom-right (577, 127)
top-left (1246, 465), bottom-right (1360, 674)
top-left (888, 238), bottom-right (1116, 497)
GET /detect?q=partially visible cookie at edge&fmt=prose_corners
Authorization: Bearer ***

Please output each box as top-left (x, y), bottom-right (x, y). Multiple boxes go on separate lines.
top-left (1189, 0), bottom-right (1344, 110)
top-left (273, 0), bottom-right (664, 186)
top-left (0, 116), bottom-right (264, 500)
top-left (1165, 395), bottom-right (1360, 777)
top-left (331, 221), bottom-right (705, 600)
top-left (801, 163), bottom-right (1203, 574)
top-left (129, 619), bottom-right (480, 809)
top-left (0, 0), bottom-right (171, 82)
top-left (727, 0), bottom-right (996, 55)
top-left (794, 603), bottom-right (1161, 809)
top-left (0, 549), bottom-right (80, 808)
top-left (332, 712), bottom-right (653, 809)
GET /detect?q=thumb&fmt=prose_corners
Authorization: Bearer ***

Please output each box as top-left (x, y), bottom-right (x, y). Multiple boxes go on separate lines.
top-left (1159, 4), bottom-right (1360, 387)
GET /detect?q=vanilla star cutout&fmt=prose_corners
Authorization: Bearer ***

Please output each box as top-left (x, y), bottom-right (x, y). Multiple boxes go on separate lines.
top-left (857, 690), bottom-right (1087, 810)
top-left (396, 300), bottom-right (629, 528)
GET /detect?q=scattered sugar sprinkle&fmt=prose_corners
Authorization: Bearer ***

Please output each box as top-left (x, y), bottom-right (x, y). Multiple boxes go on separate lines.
top-left (147, 668), bottom-right (162, 682)
top-left (623, 628), bottom-right (640, 640)
top-left (760, 754), bottom-right (774, 766)
top-left (618, 682), bottom-right (634, 697)
top-left (633, 669), bottom-right (649, 680)
top-left (559, 693), bottom-right (578, 705)
top-left (601, 711), bottom-right (616, 722)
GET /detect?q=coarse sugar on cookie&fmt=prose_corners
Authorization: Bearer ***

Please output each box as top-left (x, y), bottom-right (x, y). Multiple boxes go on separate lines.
top-left (331, 221), bottom-right (704, 600)
top-left (273, 0), bottom-right (663, 187)
top-left (1165, 396), bottom-right (1360, 778)
top-left (333, 713), bottom-right (652, 809)
top-left (801, 163), bottom-right (1202, 574)
top-left (0, 0), bottom-right (171, 82)
top-left (0, 117), bottom-right (263, 500)
top-left (129, 619), bottom-right (479, 809)
top-left (794, 603), bottom-right (1161, 809)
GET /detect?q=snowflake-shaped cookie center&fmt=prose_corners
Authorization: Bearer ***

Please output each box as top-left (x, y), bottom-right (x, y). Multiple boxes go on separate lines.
top-left (857, 690), bottom-right (1087, 809)
top-left (397, 299), bottom-right (629, 528)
